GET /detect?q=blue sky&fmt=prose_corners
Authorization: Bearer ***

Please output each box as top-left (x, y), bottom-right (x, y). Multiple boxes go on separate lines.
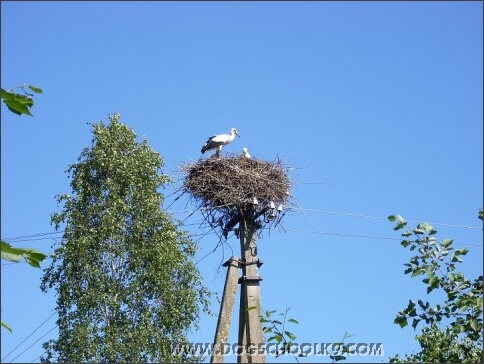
top-left (1, 1), bottom-right (482, 362)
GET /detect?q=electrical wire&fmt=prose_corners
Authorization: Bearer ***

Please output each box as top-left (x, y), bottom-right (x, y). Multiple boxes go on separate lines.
top-left (284, 228), bottom-right (402, 241)
top-left (8, 326), bottom-right (56, 363)
top-left (30, 352), bottom-right (45, 363)
top-left (284, 228), bottom-right (482, 246)
top-left (292, 207), bottom-right (483, 230)
top-left (2, 312), bottom-right (55, 362)
top-left (2, 232), bottom-right (63, 241)
top-left (2, 204), bottom-right (481, 245)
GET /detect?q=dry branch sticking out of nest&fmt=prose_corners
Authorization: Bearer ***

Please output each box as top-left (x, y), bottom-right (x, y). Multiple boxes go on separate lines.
top-left (181, 153), bottom-right (292, 233)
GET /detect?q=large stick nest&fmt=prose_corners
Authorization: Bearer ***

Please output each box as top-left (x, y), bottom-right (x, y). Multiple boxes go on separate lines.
top-left (180, 153), bottom-right (292, 236)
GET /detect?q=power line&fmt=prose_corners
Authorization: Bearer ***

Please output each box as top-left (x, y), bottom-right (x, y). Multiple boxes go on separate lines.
top-left (172, 164), bottom-right (482, 230)
top-left (4, 222), bottom-right (479, 362)
top-left (2, 204), bottom-right (480, 245)
top-left (2, 312), bottom-right (55, 362)
top-left (30, 352), bottom-right (45, 363)
top-left (284, 228), bottom-right (482, 246)
top-left (2, 232), bottom-right (63, 242)
top-left (292, 207), bottom-right (483, 230)
top-left (285, 228), bottom-right (402, 241)
top-left (8, 326), bottom-right (57, 363)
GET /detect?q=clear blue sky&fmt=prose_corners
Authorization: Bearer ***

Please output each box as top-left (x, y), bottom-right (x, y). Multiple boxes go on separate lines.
top-left (1, 1), bottom-right (482, 362)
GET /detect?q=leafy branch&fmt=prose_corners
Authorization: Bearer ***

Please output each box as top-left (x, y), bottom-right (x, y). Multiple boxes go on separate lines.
top-left (329, 332), bottom-right (356, 362)
top-left (1, 83), bottom-right (43, 117)
top-left (388, 214), bottom-right (483, 362)
top-left (260, 307), bottom-right (354, 362)
top-left (260, 307), bottom-right (300, 361)
top-left (1, 240), bottom-right (47, 269)
top-left (1, 240), bottom-right (48, 333)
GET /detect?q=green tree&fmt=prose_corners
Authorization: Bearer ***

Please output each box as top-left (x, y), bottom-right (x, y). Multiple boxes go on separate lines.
top-left (40, 113), bottom-right (210, 362)
top-left (388, 214), bottom-right (483, 363)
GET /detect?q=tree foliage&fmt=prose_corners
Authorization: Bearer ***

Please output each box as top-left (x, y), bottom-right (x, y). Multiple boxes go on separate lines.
top-left (388, 214), bottom-right (483, 363)
top-left (40, 114), bottom-right (210, 362)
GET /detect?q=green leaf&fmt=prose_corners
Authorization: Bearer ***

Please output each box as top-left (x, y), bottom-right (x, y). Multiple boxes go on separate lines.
top-left (330, 355), bottom-right (346, 361)
top-left (1, 89), bottom-right (14, 100)
top-left (15, 96), bottom-right (34, 106)
top-left (342, 332), bottom-right (355, 340)
top-left (395, 316), bottom-right (408, 328)
top-left (411, 268), bottom-right (422, 278)
top-left (418, 222), bottom-right (433, 232)
top-left (441, 239), bottom-right (453, 248)
top-left (411, 318), bottom-right (421, 329)
top-left (1, 250), bottom-right (22, 263)
top-left (469, 318), bottom-right (478, 331)
top-left (1, 321), bottom-right (12, 333)
top-left (265, 309), bottom-right (276, 318)
top-left (451, 255), bottom-right (463, 263)
top-left (28, 85), bottom-right (43, 94)
top-left (454, 248), bottom-right (469, 256)
top-left (401, 240), bottom-right (411, 247)
top-left (24, 256), bottom-right (41, 268)
top-left (287, 318), bottom-right (299, 324)
top-left (388, 215), bottom-right (397, 222)
top-left (3, 99), bottom-right (33, 116)
top-left (285, 331), bottom-right (297, 341)
top-left (247, 306), bottom-right (257, 311)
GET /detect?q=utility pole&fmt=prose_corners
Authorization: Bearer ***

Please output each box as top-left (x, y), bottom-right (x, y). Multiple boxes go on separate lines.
top-left (211, 257), bottom-right (240, 364)
top-left (212, 208), bottom-right (268, 363)
top-left (237, 214), bottom-right (265, 363)
top-left (186, 150), bottom-right (289, 363)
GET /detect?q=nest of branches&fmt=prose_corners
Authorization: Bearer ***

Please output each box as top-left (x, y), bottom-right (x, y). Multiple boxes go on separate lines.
top-left (181, 153), bottom-right (292, 237)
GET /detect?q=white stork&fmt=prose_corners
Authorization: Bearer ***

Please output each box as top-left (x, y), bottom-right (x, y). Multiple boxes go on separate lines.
top-left (242, 147), bottom-right (251, 159)
top-left (201, 127), bottom-right (241, 156)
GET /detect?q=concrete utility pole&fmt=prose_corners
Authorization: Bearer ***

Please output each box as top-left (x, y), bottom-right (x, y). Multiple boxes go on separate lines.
top-left (211, 257), bottom-right (240, 363)
top-left (237, 215), bottom-right (265, 363)
top-left (211, 210), bottom-right (266, 363)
